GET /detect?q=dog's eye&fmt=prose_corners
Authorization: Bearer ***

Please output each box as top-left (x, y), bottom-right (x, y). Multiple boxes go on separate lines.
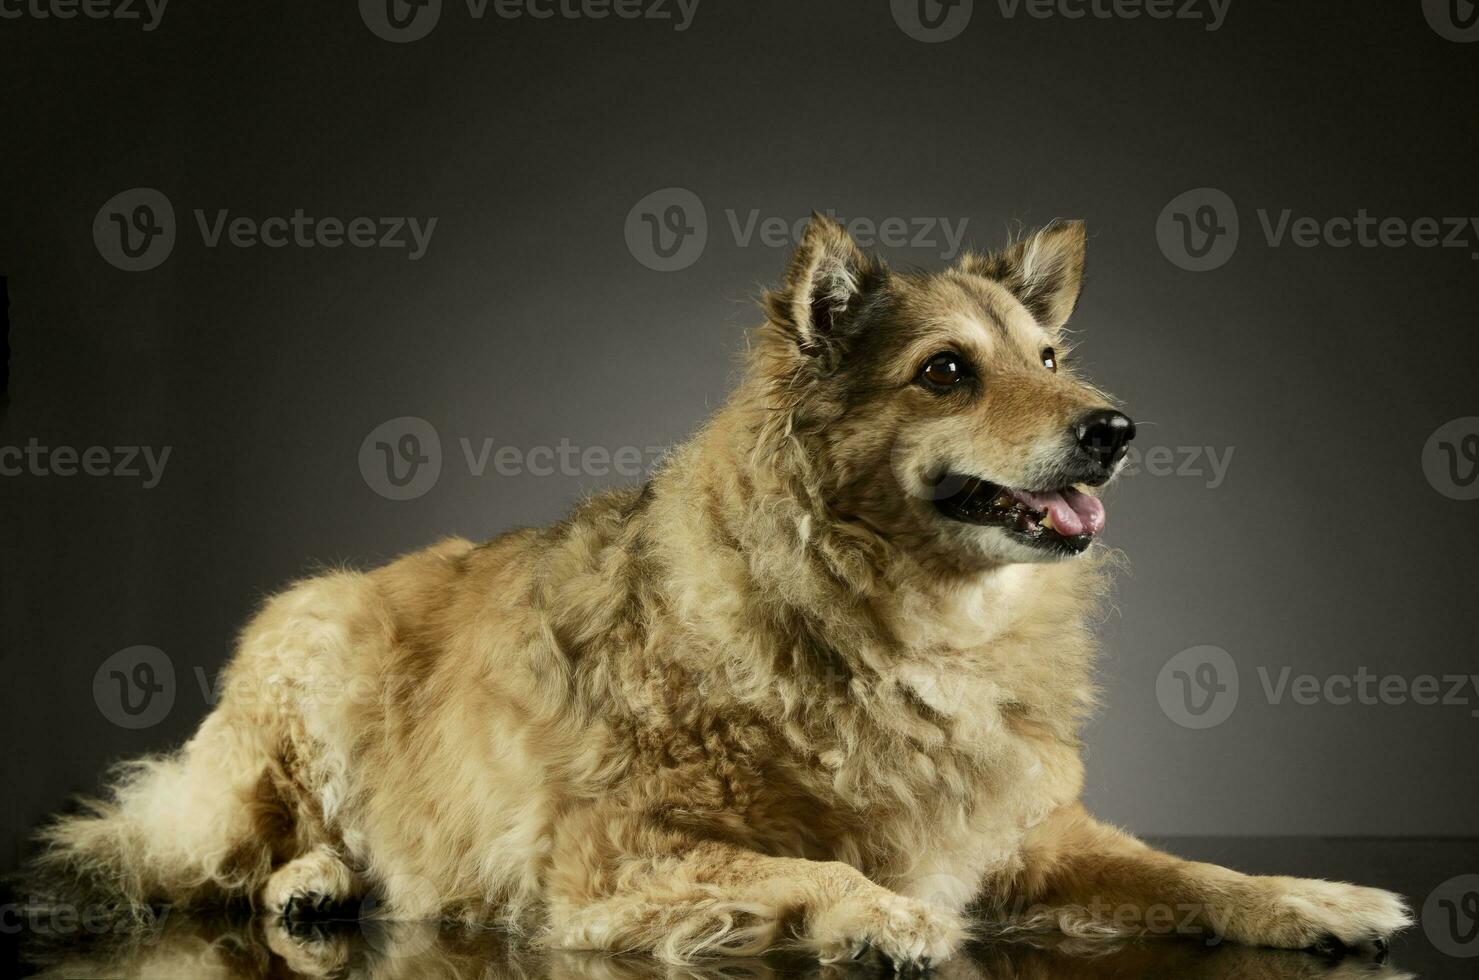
top-left (1041, 347), bottom-right (1058, 373)
top-left (919, 352), bottom-right (967, 390)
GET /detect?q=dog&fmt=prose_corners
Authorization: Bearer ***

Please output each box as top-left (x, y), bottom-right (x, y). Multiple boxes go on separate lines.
top-left (31, 215), bottom-right (1411, 968)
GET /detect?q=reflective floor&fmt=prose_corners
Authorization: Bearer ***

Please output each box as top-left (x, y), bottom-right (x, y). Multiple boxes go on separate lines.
top-left (6, 838), bottom-right (1476, 979)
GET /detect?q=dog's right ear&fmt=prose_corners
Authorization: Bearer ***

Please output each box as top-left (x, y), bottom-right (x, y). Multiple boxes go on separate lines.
top-left (762, 214), bottom-right (887, 357)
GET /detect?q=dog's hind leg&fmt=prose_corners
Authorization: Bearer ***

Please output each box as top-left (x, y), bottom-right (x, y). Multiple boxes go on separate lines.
top-left (31, 571), bottom-right (387, 917)
top-left (29, 703), bottom-right (287, 914)
top-left (546, 838), bottom-right (966, 968)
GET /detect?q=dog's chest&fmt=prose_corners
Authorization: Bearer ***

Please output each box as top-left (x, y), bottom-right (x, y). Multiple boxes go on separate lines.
top-left (813, 570), bottom-right (1088, 871)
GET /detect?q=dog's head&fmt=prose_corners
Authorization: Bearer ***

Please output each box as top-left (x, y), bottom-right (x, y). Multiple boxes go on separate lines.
top-left (758, 214), bottom-right (1133, 569)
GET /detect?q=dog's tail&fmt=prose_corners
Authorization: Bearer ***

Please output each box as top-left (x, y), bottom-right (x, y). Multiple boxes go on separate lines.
top-left (20, 713), bottom-right (276, 920)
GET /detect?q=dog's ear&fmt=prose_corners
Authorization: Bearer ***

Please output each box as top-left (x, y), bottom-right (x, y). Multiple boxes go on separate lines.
top-left (962, 220), bottom-right (1086, 333)
top-left (763, 213), bottom-right (887, 356)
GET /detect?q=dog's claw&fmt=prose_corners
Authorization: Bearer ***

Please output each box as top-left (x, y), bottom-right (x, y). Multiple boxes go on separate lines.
top-left (282, 892), bottom-right (336, 924)
top-left (1308, 934), bottom-right (1343, 959)
top-left (1307, 932), bottom-right (1394, 963)
top-left (887, 955), bottom-right (932, 975)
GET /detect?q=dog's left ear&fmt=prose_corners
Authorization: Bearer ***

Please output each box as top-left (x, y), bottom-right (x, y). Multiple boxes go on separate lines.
top-left (962, 220), bottom-right (1086, 334)
top-left (763, 213), bottom-right (887, 357)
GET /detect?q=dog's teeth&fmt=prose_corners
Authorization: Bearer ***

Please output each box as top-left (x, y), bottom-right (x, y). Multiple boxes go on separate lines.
top-left (992, 492), bottom-right (1014, 508)
top-left (1040, 512), bottom-right (1056, 531)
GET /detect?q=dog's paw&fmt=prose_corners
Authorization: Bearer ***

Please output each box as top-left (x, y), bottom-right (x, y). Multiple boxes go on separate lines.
top-left (261, 847), bottom-right (361, 919)
top-left (811, 891), bottom-right (966, 972)
top-left (1230, 877), bottom-right (1411, 954)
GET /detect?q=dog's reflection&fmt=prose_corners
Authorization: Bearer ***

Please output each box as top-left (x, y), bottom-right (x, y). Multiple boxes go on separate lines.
top-left (22, 915), bottom-right (1412, 980)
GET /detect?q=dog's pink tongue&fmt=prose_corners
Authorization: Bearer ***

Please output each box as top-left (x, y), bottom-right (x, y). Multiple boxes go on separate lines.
top-left (1016, 487), bottom-right (1105, 536)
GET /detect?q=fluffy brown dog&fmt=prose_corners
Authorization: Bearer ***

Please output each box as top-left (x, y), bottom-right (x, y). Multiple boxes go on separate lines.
top-left (34, 216), bottom-right (1410, 968)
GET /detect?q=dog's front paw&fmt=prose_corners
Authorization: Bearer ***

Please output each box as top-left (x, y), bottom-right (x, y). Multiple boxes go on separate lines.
top-left (1229, 877), bottom-right (1412, 954)
top-left (811, 891), bottom-right (966, 972)
top-left (260, 848), bottom-right (361, 919)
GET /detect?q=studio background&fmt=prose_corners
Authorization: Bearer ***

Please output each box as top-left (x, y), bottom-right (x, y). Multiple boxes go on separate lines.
top-left (2, 0), bottom-right (1476, 875)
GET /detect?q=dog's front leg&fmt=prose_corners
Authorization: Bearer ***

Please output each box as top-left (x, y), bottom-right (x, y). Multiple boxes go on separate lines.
top-left (545, 838), bottom-right (966, 968)
top-left (997, 803), bottom-right (1410, 953)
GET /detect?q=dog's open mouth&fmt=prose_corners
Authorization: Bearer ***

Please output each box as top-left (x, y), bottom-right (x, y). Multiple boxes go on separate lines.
top-left (932, 475), bottom-right (1106, 554)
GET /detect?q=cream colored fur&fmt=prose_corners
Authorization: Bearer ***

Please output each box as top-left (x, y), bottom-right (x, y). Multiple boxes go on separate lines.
top-left (32, 216), bottom-right (1410, 969)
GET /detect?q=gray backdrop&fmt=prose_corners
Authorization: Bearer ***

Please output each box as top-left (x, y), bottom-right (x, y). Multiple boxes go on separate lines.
top-left (2, 0), bottom-right (1477, 873)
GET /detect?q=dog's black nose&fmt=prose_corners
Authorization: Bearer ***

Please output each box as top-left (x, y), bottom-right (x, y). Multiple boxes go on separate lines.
top-left (1075, 410), bottom-right (1136, 470)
